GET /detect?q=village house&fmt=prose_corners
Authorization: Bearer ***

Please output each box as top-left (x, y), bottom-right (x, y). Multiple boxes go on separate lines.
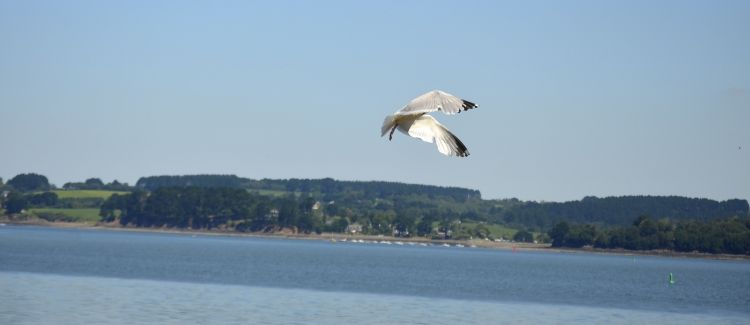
top-left (346, 223), bottom-right (363, 234)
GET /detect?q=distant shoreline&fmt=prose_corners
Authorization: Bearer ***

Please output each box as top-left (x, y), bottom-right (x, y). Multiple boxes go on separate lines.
top-left (2, 217), bottom-right (748, 261)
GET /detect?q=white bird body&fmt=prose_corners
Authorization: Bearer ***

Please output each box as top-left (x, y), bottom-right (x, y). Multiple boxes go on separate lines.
top-left (381, 90), bottom-right (478, 157)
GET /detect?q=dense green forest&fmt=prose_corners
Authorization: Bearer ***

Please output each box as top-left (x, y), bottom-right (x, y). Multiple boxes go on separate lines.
top-left (135, 175), bottom-right (481, 201)
top-left (4, 173), bottom-right (51, 192)
top-left (133, 175), bottom-right (748, 230)
top-left (495, 196), bottom-right (749, 230)
top-left (548, 216), bottom-right (750, 255)
top-left (3, 173), bottom-right (749, 254)
top-left (101, 187), bottom-right (331, 233)
top-left (100, 186), bottom-right (483, 237)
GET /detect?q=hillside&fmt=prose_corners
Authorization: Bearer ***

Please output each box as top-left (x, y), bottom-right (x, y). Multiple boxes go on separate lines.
top-left (493, 196), bottom-right (749, 230)
top-left (136, 175), bottom-right (481, 201)
top-left (4, 174), bottom-right (750, 254)
top-left (134, 175), bottom-right (748, 231)
top-left (4, 174), bottom-right (747, 233)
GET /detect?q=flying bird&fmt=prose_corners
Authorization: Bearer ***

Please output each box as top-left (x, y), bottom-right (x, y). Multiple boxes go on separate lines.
top-left (381, 90), bottom-right (478, 157)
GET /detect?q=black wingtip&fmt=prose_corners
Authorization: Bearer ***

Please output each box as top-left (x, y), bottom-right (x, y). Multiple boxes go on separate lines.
top-left (461, 100), bottom-right (478, 112)
top-left (451, 133), bottom-right (470, 157)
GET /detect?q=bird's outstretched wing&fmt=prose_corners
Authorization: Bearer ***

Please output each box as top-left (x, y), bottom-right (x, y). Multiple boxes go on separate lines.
top-left (396, 90), bottom-right (478, 116)
top-left (398, 115), bottom-right (469, 157)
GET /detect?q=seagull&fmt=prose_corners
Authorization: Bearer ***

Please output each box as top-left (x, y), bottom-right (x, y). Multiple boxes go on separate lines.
top-left (381, 90), bottom-right (478, 157)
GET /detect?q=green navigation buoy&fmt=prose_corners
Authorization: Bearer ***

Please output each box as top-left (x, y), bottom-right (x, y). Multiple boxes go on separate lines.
top-left (668, 272), bottom-right (675, 285)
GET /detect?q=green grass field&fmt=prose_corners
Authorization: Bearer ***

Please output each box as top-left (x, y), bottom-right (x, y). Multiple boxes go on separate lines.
top-left (29, 208), bottom-right (102, 223)
top-left (52, 190), bottom-right (129, 199)
top-left (461, 222), bottom-right (518, 239)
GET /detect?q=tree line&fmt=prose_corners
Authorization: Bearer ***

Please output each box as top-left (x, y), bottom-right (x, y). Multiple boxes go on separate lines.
top-left (63, 178), bottom-right (132, 191)
top-left (136, 175), bottom-right (482, 202)
top-left (547, 216), bottom-right (750, 255)
top-left (7, 173), bottom-right (746, 232)
top-left (3, 191), bottom-right (59, 214)
top-left (0, 173), bottom-right (131, 192)
top-left (4, 173), bottom-right (750, 255)
top-left (0, 174), bottom-right (129, 213)
top-left (99, 186), bottom-right (487, 238)
top-left (3, 173), bottom-right (51, 192)
top-left (494, 195), bottom-right (749, 231)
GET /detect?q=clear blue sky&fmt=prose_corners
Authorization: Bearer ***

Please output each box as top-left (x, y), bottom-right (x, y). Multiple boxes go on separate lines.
top-left (1, 1), bottom-right (748, 201)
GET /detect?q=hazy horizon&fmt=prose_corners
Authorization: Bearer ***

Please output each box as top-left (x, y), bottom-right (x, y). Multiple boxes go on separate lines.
top-left (2, 1), bottom-right (748, 202)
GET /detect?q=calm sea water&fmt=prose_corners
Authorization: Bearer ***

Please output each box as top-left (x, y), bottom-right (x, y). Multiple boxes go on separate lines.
top-left (1, 226), bottom-right (748, 324)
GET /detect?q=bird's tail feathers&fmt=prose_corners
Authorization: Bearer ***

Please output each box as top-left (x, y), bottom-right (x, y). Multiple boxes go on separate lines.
top-left (381, 114), bottom-right (397, 137)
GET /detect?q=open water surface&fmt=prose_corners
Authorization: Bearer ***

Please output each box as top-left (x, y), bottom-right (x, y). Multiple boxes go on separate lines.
top-left (1, 226), bottom-right (748, 324)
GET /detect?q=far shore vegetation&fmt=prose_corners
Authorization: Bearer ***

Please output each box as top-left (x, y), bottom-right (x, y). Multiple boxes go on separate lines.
top-left (52, 190), bottom-right (129, 200)
top-left (2, 173), bottom-right (749, 255)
